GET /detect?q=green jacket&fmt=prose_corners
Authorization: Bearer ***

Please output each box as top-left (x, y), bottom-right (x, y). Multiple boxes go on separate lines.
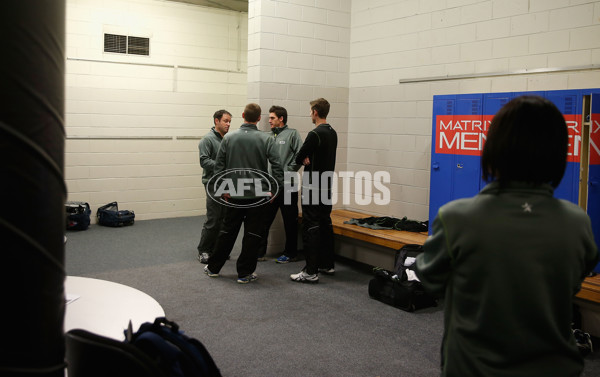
top-left (198, 127), bottom-right (223, 185)
top-left (270, 125), bottom-right (302, 172)
top-left (269, 125), bottom-right (302, 186)
top-left (214, 123), bottom-right (283, 199)
top-left (415, 181), bottom-right (598, 377)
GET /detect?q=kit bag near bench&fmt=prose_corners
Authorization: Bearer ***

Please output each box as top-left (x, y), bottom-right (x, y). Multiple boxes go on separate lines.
top-left (368, 244), bottom-right (437, 312)
top-left (65, 201), bottom-right (91, 230)
top-left (96, 201), bottom-right (135, 227)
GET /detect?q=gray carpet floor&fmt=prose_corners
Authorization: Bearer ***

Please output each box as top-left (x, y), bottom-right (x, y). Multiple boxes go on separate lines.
top-left (65, 216), bottom-right (600, 377)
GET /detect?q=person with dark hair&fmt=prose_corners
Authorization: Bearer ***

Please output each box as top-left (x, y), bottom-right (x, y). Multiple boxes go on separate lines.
top-left (415, 95), bottom-right (599, 377)
top-left (256, 105), bottom-right (303, 263)
top-left (197, 109), bottom-right (231, 264)
top-left (204, 103), bottom-right (284, 284)
top-left (291, 98), bottom-right (337, 283)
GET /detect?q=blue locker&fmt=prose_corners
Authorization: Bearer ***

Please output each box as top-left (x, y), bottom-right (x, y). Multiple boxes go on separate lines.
top-left (429, 95), bottom-right (456, 226)
top-left (544, 90), bottom-right (582, 204)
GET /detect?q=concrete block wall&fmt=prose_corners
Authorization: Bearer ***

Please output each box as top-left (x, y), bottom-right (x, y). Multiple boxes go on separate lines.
top-left (247, 0), bottom-right (351, 255)
top-left (247, 0), bottom-right (350, 166)
top-left (347, 0), bottom-right (600, 222)
top-left (65, 0), bottom-right (248, 220)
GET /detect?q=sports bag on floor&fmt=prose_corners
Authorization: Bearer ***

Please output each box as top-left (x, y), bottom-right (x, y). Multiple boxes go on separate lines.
top-left (66, 201), bottom-right (91, 230)
top-left (126, 317), bottom-right (222, 377)
top-left (97, 201), bottom-right (135, 227)
top-left (368, 244), bottom-right (437, 312)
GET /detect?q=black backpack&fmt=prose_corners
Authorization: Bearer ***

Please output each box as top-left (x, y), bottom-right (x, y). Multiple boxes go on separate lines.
top-left (368, 244), bottom-right (437, 312)
top-left (126, 317), bottom-right (221, 377)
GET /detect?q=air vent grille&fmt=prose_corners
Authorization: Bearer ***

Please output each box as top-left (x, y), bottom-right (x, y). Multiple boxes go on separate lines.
top-left (104, 33), bottom-right (149, 56)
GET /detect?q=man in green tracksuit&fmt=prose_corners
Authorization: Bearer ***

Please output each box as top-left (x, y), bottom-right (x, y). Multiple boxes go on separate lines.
top-left (204, 103), bottom-right (284, 284)
top-left (197, 109), bottom-right (231, 264)
top-left (256, 105), bottom-right (302, 263)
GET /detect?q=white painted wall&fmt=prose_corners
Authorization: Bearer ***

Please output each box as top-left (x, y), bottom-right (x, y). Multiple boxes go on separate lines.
top-left (348, 0), bottom-right (600, 221)
top-left (65, 0), bottom-right (248, 220)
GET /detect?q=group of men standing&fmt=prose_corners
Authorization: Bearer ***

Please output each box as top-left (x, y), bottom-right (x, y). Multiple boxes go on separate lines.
top-left (196, 98), bottom-right (337, 284)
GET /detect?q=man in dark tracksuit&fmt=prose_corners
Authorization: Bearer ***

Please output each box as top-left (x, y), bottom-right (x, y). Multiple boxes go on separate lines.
top-left (205, 103), bottom-right (284, 284)
top-left (291, 98), bottom-right (337, 284)
top-left (197, 110), bottom-right (231, 264)
top-left (256, 105), bottom-right (302, 263)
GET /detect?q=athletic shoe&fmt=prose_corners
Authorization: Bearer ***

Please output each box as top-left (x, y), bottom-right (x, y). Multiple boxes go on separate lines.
top-left (318, 268), bottom-right (335, 275)
top-left (276, 255), bottom-right (297, 264)
top-left (204, 265), bottom-right (219, 277)
top-left (257, 256), bottom-right (267, 261)
top-left (198, 252), bottom-right (210, 264)
top-left (290, 270), bottom-right (319, 284)
top-left (237, 274), bottom-right (258, 284)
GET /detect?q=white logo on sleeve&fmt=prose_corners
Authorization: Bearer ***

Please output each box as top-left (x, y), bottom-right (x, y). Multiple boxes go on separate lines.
top-left (521, 202), bottom-right (532, 213)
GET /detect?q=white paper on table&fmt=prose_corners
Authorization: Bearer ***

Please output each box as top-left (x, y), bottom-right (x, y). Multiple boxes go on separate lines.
top-left (66, 293), bottom-right (80, 305)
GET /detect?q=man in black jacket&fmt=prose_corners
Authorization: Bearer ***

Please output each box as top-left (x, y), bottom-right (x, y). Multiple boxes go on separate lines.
top-left (291, 98), bottom-right (337, 284)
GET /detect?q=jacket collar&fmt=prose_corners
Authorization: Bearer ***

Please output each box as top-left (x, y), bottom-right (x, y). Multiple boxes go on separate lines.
top-left (272, 125), bottom-right (288, 135)
top-left (210, 126), bottom-right (224, 139)
top-left (240, 123), bottom-right (258, 130)
top-left (480, 181), bottom-right (554, 197)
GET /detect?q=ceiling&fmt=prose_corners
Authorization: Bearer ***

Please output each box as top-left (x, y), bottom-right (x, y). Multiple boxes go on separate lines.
top-left (165, 0), bottom-right (248, 12)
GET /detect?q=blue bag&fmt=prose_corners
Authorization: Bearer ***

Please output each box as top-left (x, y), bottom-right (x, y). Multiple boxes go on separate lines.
top-left (126, 317), bottom-right (221, 377)
top-left (96, 201), bottom-right (135, 227)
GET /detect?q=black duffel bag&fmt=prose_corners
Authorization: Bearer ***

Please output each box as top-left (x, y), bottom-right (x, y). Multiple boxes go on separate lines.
top-left (368, 244), bottom-right (437, 312)
top-left (97, 201), bottom-right (135, 227)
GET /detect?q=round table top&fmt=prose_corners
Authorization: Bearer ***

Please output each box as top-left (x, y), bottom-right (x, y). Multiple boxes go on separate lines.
top-left (64, 276), bottom-right (165, 340)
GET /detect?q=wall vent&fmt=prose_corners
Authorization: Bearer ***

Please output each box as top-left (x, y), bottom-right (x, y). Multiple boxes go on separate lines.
top-left (104, 33), bottom-right (149, 56)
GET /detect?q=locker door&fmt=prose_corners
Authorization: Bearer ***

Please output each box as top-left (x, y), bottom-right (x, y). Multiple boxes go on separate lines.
top-left (429, 95), bottom-right (456, 227)
top-left (545, 90), bottom-right (582, 204)
top-left (453, 95), bottom-right (483, 199)
top-left (481, 92), bottom-right (513, 189)
top-left (588, 93), bottom-right (600, 272)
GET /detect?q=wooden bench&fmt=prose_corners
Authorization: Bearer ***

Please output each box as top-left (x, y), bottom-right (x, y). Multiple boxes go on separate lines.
top-left (577, 274), bottom-right (600, 303)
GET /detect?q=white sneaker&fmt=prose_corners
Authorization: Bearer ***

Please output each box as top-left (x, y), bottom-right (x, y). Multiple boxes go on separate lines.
top-left (290, 270), bottom-right (319, 284)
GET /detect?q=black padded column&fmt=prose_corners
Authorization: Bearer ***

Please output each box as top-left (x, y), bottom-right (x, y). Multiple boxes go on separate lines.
top-left (0, 1), bottom-right (67, 375)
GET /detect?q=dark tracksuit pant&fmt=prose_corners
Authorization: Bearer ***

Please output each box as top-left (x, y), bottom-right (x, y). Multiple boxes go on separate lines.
top-left (208, 199), bottom-right (268, 278)
top-left (197, 184), bottom-right (225, 254)
top-left (257, 190), bottom-right (299, 258)
top-left (301, 197), bottom-right (334, 276)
